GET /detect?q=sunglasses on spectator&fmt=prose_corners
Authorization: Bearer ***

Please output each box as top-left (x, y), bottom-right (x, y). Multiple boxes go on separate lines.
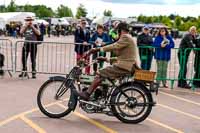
top-left (26, 20), bottom-right (33, 22)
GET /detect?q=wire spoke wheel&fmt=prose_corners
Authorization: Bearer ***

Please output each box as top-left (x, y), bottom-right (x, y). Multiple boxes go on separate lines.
top-left (117, 87), bottom-right (146, 117)
top-left (111, 83), bottom-right (153, 124)
top-left (37, 78), bottom-right (72, 118)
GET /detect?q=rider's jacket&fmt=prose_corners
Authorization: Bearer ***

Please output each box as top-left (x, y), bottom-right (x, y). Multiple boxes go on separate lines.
top-left (101, 34), bottom-right (137, 72)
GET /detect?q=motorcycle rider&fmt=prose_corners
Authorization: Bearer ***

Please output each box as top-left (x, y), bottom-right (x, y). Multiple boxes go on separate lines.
top-left (78, 22), bottom-right (139, 100)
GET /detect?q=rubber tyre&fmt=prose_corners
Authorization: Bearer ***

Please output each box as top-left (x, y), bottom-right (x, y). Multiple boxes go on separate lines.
top-left (110, 83), bottom-right (153, 124)
top-left (37, 78), bottom-right (72, 118)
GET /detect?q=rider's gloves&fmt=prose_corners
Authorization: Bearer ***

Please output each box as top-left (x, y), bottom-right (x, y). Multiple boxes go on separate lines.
top-left (88, 48), bottom-right (100, 55)
top-left (97, 57), bottom-right (109, 62)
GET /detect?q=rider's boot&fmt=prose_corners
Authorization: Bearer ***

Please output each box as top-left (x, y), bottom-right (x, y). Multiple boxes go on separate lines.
top-left (78, 76), bottom-right (101, 101)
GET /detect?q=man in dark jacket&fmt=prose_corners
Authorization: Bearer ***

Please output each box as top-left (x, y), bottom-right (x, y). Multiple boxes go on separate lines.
top-left (39, 23), bottom-right (46, 36)
top-left (74, 19), bottom-right (91, 74)
top-left (178, 26), bottom-right (197, 89)
top-left (193, 36), bottom-right (200, 88)
top-left (137, 26), bottom-right (153, 70)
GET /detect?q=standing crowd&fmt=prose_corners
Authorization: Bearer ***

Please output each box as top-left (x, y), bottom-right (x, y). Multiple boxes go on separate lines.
top-left (0, 17), bottom-right (199, 89)
top-left (0, 22), bottom-right (76, 38)
top-left (74, 18), bottom-right (200, 89)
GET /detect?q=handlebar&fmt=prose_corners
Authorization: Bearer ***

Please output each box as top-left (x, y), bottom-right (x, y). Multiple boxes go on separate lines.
top-left (77, 56), bottom-right (107, 68)
top-left (77, 59), bottom-right (98, 68)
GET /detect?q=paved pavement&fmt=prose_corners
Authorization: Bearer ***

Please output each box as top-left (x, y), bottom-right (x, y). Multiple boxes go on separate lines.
top-left (0, 36), bottom-right (200, 133)
top-left (0, 74), bottom-right (200, 133)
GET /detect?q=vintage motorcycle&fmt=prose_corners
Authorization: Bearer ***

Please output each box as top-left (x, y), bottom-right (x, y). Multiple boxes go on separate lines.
top-left (37, 58), bottom-right (158, 124)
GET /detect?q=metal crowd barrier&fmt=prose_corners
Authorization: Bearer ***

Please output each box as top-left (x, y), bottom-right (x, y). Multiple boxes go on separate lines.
top-left (0, 39), bottom-right (14, 77)
top-left (0, 39), bottom-right (199, 90)
top-left (138, 46), bottom-right (200, 90)
top-left (15, 40), bottom-right (77, 75)
top-left (182, 48), bottom-right (200, 90)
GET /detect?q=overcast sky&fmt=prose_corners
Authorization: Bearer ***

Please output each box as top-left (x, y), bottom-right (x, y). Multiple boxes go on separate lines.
top-left (1, 0), bottom-right (200, 17)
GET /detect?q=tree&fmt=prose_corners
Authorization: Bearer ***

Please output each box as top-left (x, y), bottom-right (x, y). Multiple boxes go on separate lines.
top-left (169, 14), bottom-right (176, 20)
top-left (7, 0), bottom-right (16, 12)
top-left (0, 5), bottom-right (6, 12)
top-left (57, 5), bottom-right (73, 17)
top-left (76, 4), bottom-right (87, 19)
top-left (179, 21), bottom-right (196, 31)
top-left (23, 5), bottom-right (54, 18)
top-left (146, 16), bottom-right (153, 24)
top-left (103, 10), bottom-right (112, 17)
top-left (0, 3), bottom-right (55, 18)
top-left (138, 15), bottom-right (145, 22)
top-left (23, 4), bottom-right (34, 12)
top-left (161, 16), bottom-right (173, 27)
top-left (183, 16), bottom-right (196, 22)
top-left (152, 16), bottom-right (160, 23)
top-left (35, 5), bottom-right (54, 18)
top-left (196, 16), bottom-right (200, 31)
top-left (158, 15), bottom-right (163, 22)
top-left (174, 16), bottom-right (182, 28)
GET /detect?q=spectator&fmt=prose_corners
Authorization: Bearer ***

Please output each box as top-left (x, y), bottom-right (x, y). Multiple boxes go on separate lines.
top-left (18, 16), bottom-right (40, 79)
top-left (89, 24), bottom-right (112, 74)
top-left (55, 24), bottom-right (61, 37)
top-left (39, 23), bottom-right (46, 36)
top-left (10, 24), bottom-right (14, 37)
top-left (0, 53), bottom-right (4, 76)
top-left (178, 26), bottom-right (197, 89)
top-left (171, 29), bottom-right (179, 39)
top-left (74, 19), bottom-right (91, 74)
top-left (72, 23), bottom-right (76, 35)
top-left (193, 36), bottom-right (200, 88)
top-left (137, 26), bottom-right (154, 70)
top-left (109, 21), bottom-right (120, 64)
top-left (153, 27), bottom-right (175, 88)
top-left (68, 25), bottom-right (72, 35)
top-left (109, 21), bottom-right (120, 43)
top-left (39, 23), bottom-right (45, 42)
top-left (5, 24), bottom-right (10, 36)
top-left (47, 25), bottom-right (51, 38)
top-left (16, 24), bottom-right (21, 38)
top-left (13, 28), bottom-right (17, 38)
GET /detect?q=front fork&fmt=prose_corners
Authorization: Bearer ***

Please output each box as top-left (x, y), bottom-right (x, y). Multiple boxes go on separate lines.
top-left (67, 83), bottom-right (78, 111)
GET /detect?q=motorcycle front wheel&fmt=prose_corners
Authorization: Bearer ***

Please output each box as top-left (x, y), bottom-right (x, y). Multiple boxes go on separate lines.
top-left (37, 78), bottom-right (72, 118)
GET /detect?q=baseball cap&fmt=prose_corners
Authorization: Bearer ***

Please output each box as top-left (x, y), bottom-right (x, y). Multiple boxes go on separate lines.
top-left (143, 25), bottom-right (150, 30)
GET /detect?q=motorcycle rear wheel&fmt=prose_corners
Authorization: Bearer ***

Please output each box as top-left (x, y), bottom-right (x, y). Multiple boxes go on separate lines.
top-left (110, 83), bottom-right (153, 124)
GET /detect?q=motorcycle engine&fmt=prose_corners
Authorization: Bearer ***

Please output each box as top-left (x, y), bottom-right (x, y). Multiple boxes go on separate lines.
top-left (80, 88), bottom-right (106, 113)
